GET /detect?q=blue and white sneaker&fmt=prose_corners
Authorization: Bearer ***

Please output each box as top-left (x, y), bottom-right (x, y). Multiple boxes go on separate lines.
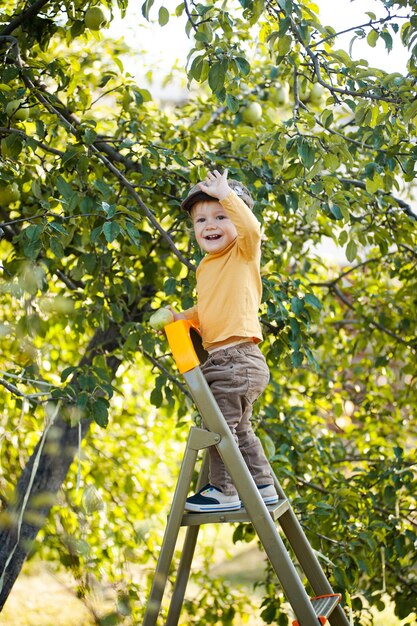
top-left (257, 484), bottom-right (279, 505)
top-left (185, 484), bottom-right (241, 513)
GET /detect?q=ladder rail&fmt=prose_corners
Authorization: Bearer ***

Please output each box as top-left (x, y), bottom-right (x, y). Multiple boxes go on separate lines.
top-left (165, 525), bottom-right (199, 626)
top-left (165, 453), bottom-right (209, 625)
top-left (183, 367), bottom-right (323, 626)
top-left (142, 442), bottom-right (197, 626)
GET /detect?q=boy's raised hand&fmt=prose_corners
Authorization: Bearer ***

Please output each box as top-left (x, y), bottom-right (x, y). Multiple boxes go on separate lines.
top-left (198, 169), bottom-right (231, 202)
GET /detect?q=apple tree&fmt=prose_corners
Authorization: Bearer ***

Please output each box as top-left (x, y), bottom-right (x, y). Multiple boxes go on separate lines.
top-left (0, 0), bottom-right (416, 624)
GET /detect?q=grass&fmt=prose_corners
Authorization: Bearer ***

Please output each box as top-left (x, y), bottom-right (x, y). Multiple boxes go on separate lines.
top-left (0, 561), bottom-right (94, 626)
top-left (0, 551), bottom-right (415, 626)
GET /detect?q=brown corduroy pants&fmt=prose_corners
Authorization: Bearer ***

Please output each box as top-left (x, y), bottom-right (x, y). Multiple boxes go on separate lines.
top-left (201, 342), bottom-right (274, 496)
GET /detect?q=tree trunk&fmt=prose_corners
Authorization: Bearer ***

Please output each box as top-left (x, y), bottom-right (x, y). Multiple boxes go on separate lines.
top-left (0, 336), bottom-right (122, 609)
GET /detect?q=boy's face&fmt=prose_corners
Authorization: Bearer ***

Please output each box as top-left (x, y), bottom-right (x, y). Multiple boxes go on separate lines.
top-left (191, 200), bottom-right (237, 254)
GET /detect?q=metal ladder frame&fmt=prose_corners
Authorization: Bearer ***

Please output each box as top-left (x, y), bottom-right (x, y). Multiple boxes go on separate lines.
top-left (143, 321), bottom-right (350, 626)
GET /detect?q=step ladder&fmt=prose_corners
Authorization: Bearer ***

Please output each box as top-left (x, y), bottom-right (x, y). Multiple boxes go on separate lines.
top-left (143, 320), bottom-right (350, 626)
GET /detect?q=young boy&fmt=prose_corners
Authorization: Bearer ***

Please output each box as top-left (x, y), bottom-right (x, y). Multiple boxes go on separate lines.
top-left (174, 169), bottom-right (278, 512)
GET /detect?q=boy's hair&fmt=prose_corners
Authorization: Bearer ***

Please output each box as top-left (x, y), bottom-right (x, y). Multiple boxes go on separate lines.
top-left (181, 179), bottom-right (254, 213)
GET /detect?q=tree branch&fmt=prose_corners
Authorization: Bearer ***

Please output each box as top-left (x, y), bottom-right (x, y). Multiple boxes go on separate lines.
top-left (0, 0), bottom-right (50, 36)
top-left (338, 178), bottom-right (417, 220)
top-left (311, 15), bottom-right (409, 49)
top-left (272, 1), bottom-right (408, 104)
top-left (1, 36), bottom-right (195, 272)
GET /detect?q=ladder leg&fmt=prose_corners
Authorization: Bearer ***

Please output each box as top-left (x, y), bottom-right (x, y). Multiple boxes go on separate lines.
top-left (278, 508), bottom-right (350, 626)
top-left (144, 431), bottom-right (220, 626)
top-left (271, 469), bottom-right (349, 626)
top-left (143, 435), bottom-right (199, 626)
top-left (165, 453), bottom-right (210, 626)
top-left (166, 525), bottom-right (199, 626)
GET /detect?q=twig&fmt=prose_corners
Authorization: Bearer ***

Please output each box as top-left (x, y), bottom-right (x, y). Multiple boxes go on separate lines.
top-left (142, 350), bottom-right (191, 398)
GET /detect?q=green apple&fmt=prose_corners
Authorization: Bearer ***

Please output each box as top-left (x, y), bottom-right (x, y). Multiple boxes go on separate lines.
top-left (310, 83), bottom-right (325, 104)
top-left (270, 83), bottom-right (289, 106)
top-left (298, 85), bottom-right (311, 102)
top-left (242, 102), bottom-right (263, 124)
top-left (5, 99), bottom-right (29, 121)
top-left (149, 307), bottom-right (174, 331)
top-left (0, 182), bottom-right (20, 205)
top-left (85, 6), bottom-right (108, 30)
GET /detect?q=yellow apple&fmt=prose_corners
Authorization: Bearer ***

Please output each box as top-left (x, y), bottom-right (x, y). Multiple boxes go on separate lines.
top-left (85, 6), bottom-right (108, 30)
top-left (5, 99), bottom-right (29, 121)
top-left (242, 102), bottom-right (263, 124)
top-left (0, 182), bottom-right (20, 204)
top-left (149, 307), bottom-right (174, 331)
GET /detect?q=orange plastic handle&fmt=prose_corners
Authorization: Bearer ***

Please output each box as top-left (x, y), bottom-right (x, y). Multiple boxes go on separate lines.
top-left (164, 319), bottom-right (202, 374)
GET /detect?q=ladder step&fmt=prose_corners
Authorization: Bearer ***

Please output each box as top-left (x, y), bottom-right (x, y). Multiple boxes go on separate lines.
top-left (181, 498), bottom-right (290, 526)
top-left (292, 594), bottom-right (342, 626)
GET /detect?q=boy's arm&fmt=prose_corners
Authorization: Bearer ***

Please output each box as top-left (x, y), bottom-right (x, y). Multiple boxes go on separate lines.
top-left (220, 190), bottom-right (261, 255)
top-left (169, 305), bottom-right (199, 325)
top-left (198, 169), bottom-right (261, 256)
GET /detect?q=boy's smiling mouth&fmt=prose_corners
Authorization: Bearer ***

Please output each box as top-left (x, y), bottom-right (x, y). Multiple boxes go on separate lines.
top-left (205, 234), bottom-right (221, 240)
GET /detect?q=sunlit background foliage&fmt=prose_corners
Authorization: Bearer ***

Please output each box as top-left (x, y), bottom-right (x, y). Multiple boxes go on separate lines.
top-left (0, 0), bottom-right (416, 624)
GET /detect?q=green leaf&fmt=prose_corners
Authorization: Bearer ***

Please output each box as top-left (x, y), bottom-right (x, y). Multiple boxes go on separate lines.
top-left (346, 239), bottom-right (357, 262)
top-left (141, 0), bottom-right (155, 20)
top-left (304, 293), bottom-right (322, 310)
top-left (234, 56), bottom-right (251, 76)
top-left (1, 133), bottom-right (23, 159)
top-left (380, 30), bottom-right (393, 52)
top-left (61, 366), bottom-right (77, 382)
top-left (83, 128), bottom-right (97, 145)
top-left (297, 138), bottom-right (316, 169)
top-left (189, 54), bottom-right (206, 81)
top-left (164, 277), bottom-right (177, 295)
top-left (56, 175), bottom-right (74, 200)
top-left (367, 29), bottom-right (379, 48)
top-left (258, 429), bottom-right (275, 459)
top-left (49, 222), bottom-right (68, 236)
top-left (158, 7), bottom-right (169, 26)
top-left (291, 296), bottom-right (304, 315)
top-left (278, 34), bottom-right (292, 55)
top-left (208, 60), bottom-right (228, 93)
top-left (125, 221), bottom-right (141, 246)
top-left (329, 204), bottom-right (343, 220)
top-left (291, 350), bottom-right (304, 367)
top-left (103, 221), bottom-right (121, 243)
top-left (226, 93), bottom-right (239, 113)
top-left (50, 236), bottom-right (65, 258)
top-left (150, 387), bottom-right (163, 407)
top-left (93, 397), bottom-right (109, 428)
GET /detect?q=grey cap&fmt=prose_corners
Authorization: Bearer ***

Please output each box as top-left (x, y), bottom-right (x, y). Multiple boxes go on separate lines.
top-left (181, 178), bottom-right (254, 212)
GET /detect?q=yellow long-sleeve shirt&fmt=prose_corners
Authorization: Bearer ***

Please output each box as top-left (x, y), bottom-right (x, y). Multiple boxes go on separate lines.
top-left (184, 190), bottom-right (263, 351)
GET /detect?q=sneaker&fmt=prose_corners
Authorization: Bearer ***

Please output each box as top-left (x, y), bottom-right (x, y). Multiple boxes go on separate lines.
top-left (257, 484), bottom-right (279, 505)
top-left (185, 484), bottom-right (241, 513)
